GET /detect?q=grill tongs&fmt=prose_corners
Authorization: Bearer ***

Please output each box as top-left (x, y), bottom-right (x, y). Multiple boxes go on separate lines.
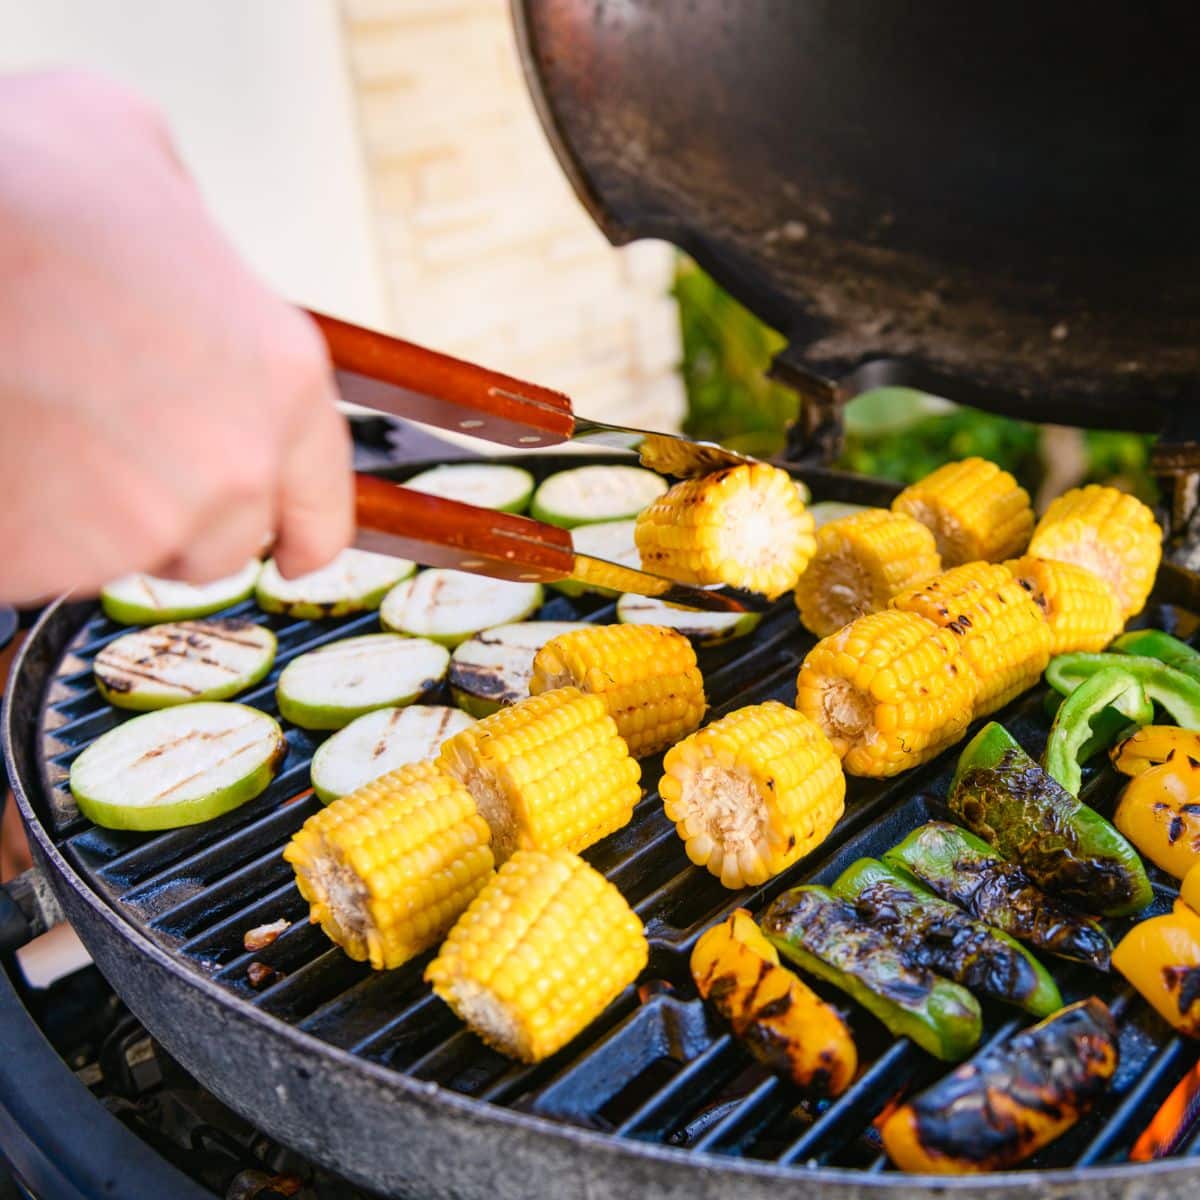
top-left (312, 312), bottom-right (770, 614)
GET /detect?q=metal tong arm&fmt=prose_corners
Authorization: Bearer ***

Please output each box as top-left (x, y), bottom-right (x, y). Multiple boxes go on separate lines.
top-left (310, 310), bottom-right (576, 450)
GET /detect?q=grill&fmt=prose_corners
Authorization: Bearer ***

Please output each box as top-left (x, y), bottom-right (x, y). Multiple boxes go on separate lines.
top-left (6, 453), bottom-right (1200, 1199)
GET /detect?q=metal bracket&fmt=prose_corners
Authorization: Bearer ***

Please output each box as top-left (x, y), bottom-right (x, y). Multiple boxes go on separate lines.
top-left (769, 353), bottom-right (846, 465)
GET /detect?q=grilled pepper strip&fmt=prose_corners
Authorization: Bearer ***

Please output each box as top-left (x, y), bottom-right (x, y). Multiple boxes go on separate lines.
top-left (690, 909), bottom-right (857, 1096)
top-left (951, 722), bottom-right (1152, 916)
top-left (883, 823), bottom-right (1113, 970)
top-left (1112, 630), bottom-right (1200, 680)
top-left (1113, 901), bottom-right (1200, 1038)
top-left (1182, 860), bottom-right (1200, 916)
top-left (832, 858), bottom-right (1062, 1016)
top-left (880, 997), bottom-right (1119, 1174)
top-left (761, 885), bottom-right (982, 1062)
top-left (1043, 666), bottom-right (1151, 796)
top-left (1046, 653), bottom-right (1200, 728)
top-left (1113, 757), bottom-right (1200, 879)
top-left (1112, 726), bottom-right (1200, 777)
top-left (1044, 691), bottom-right (1148, 764)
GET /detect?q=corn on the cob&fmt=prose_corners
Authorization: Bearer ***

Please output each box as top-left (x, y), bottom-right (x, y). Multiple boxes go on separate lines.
top-left (661, 701), bottom-right (844, 888)
top-left (1005, 555), bottom-right (1125, 655)
top-left (892, 457), bottom-right (1034, 566)
top-left (284, 761), bottom-right (493, 971)
top-left (635, 463), bottom-right (816, 600)
top-left (437, 687), bottom-right (640, 864)
top-left (1027, 485), bottom-right (1161, 619)
top-left (796, 609), bottom-right (978, 777)
top-left (529, 624), bottom-right (705, 758)
top-left (794, 509), bottom-right (942, 636)
top-left (426, 848), bottom-right (647, 1062)
top-left (890, 562), bottom-right (1052, 717)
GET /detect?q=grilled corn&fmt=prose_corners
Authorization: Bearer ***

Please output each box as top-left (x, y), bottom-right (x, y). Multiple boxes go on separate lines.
top-left (1005, 555), bottom-right (1125, 655)
top-left (438, 687), bottom-right (640, 864)
top-left (284, 761), bottom-right (494, 970)
top-left (660, 701), bottom-right (845, 888)
top-left (794, 508), bottom-right (942, 637)
top-left (529, 624), bottom-right (705, 758)
top-left (635, 463), bottom-right (816, 599)
top-left (426, 848), bottom-right (647, 1062)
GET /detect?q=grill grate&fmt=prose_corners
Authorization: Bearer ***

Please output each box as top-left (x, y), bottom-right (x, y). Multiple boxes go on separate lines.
top-left (29, 545), bottom-right (1200, 1176)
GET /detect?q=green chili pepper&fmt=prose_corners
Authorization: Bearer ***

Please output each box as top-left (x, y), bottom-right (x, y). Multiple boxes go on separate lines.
top-left (1045, 653), bottom-right (1200, 728)
top-left (950, 723), bottom-right (1151, 917)
top-left (882, 823), bottom-right (1112, 970)
top-left (1112, 629), bottom-right (1200, 680)
top-left (831, 857), bottom-right (1062, 1016)
top-left (760, 884), bottom-right (983, 1062)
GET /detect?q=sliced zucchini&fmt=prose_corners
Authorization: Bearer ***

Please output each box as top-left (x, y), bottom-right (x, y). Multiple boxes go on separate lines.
top-left (380, 570), bottom-right (543, 648)
top-left (276, 633), bottom-right (449, 730)
top-left (808, 500), bottom-right (872, 528)
top-left (100, 560), bottom-right (260, 626)
top-left (94, 618), bottom-right (277, 711)
top-left (616, 593), bottom-right (762, 647)
top-left (403, 463), bottom-right (534, 513)
top-left (449, 620), bottom-right (590, 716)
top-left (551, 519), bottom-right (640, 598)
top-left (530, 465), bottom-right (667, 528)
top-left (256, 549), bottom-right (414, 619)
top-left (69, 702), bottom-right (285, 831)
top-left (310, 704), bottom-right (476, 803)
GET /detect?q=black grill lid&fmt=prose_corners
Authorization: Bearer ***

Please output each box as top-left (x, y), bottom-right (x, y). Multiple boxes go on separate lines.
top-left (512, 1), bottom-right (1200, 437)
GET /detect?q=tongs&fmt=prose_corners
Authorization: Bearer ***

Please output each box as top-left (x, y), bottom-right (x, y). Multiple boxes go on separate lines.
top-left (310, 312), bottom-right (770, 614)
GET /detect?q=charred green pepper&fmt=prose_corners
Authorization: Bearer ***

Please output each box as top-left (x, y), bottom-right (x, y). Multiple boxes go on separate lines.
top-left (760, 885), bottom-right (982, 1061)
top-left (1112, 629), bottom-right (1200, 680)
top-left (832, 858), bottom-right (1062, 1016)
top-left (952, 722), bottom-right (1152, 916)
top-left (882, 823), bottom-right (1113, 970)
top-left (1046, 653), bottom-right (1200, 727)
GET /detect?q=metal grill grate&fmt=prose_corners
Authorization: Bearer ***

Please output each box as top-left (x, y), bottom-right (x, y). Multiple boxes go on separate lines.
top-left (28, 529), bottom-right (1200, 1177)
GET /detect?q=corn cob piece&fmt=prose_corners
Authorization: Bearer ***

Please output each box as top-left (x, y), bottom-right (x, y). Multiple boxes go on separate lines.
top-left (284, 761), bottom-right (493, 971)
top-left (892, 457), bottom-right (1034, 566)
top-left (635, 463), bottom-right (816, 600)
top-left (426, 848), bottom-right (647, 1062)
top-left (661, 701), bottom-right (845, 888)
top-left (796, 609), bottom-right (978, 777)
top-left (437, 687), bottom-right (640, 864)
top-left (1027, 484), bottom-right (1161, 619)
top-left (529, 624), bottom-right (705, 758)
top-left (794, 509), bottom-right (942, 636)
top-left (890, 562), bottom-right (1052, 717)
top-left (1005, 555), bottom-right (1125, 655)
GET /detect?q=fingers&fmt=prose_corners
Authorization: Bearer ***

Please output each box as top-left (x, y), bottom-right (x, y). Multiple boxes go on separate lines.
top-left (155, 493), bottom-right (275, 584)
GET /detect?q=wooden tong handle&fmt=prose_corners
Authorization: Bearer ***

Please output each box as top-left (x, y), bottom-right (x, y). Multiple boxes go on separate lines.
top-left (354, 474), bottom-right (575, 583)
top-left (310, 311), bottom-right (576, 449)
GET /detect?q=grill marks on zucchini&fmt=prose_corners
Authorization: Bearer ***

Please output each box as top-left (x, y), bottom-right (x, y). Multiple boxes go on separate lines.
top-left (381, 570), bottom-right (543, 648)
top-left (256, 549), bottom-right (414, 619)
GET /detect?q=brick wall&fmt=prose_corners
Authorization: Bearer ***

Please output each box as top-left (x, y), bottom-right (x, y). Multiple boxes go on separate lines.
top-left (337, 0), bottom-right (685, 436)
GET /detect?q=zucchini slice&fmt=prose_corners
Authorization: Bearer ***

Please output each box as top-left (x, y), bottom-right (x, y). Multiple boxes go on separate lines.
top-left (100, 560), bottom-right (260, 626)
top-left (256, 549), bottom-right (414, 619)
top-left (276, 633), bottom-right (449, 730)
top-left (449, 620), bottom-right (590, 716)
top-left (530, 465), bottom-right (667, 528)
top-left (403, 463), bottom-right (534, 513)
top-left (551, 519), bottom-right (640, 598)
top-left (310, 704), bottom-right (476, 803)
top-left (380, 570), bottom-right (543, 648)
top-left (616, 593), bottom-right (762, 647)
top-left (94, 619), bottom-right (277, 711)
top-left (69, 702), bottom-right (286, 831)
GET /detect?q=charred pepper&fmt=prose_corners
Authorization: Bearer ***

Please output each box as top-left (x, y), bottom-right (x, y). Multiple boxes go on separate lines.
top-left (880, 997), bottom-right (1119, 1174)
top-left (1111, 725), bottom-right (1200, 777)
top-left (951, 722), bottom-right (1151, 916)
top-left (760, 885), bottom-right (982, 1062)
top-left (883, 823), bottom-right (1113, 970)
top-left (832, 858), bottom-right (1062, 1016)
top-left (1113, 901), bottom-right (1200, 1038)
top-left (1113, 755), bottom-right (1200, 880)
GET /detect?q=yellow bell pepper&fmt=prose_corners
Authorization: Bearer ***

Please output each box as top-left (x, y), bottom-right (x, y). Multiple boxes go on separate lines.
top-left (1112, 901), bottom-right (1200, 1038)
top-left (1111, 726), bottom-right (1200, 778)
top-left (1182, 861), bottom-right (1200, 916)
top-left (1113, 755), bottom-right (1200, 880)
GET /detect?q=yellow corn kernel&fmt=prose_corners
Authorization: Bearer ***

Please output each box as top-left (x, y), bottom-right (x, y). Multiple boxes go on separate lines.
top-left (661, 701), bottom-right (845, 888)
top-left (795, 508), bottom-right (942, 636)
top-left (890, 562), bottom-right (1052, 717)
top-left (426, 848), bottom-right (648, 1062)
top-left (635, 462), bottom-right (816, 600)
top-left (892, 457), bottom-right (1034, 566)
top-left (1004, 555), bottom-right (1125, 655)
top-left (1028, 484), bottom-right (1161, 619)
top-left (530, 623), bottom-right (705, 758)
top-left (796, 609), bottom-right (978, 777)
top-left (438, 687), bottom-right (640, 864)
top-left (283, 761), bottom-right (494, 971)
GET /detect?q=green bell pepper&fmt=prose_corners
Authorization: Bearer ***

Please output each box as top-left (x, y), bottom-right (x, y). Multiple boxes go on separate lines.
top-left (1112, 629), bottom-right (1200, 680)
top-left (1045, 653), bottom-right (1200, 728)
